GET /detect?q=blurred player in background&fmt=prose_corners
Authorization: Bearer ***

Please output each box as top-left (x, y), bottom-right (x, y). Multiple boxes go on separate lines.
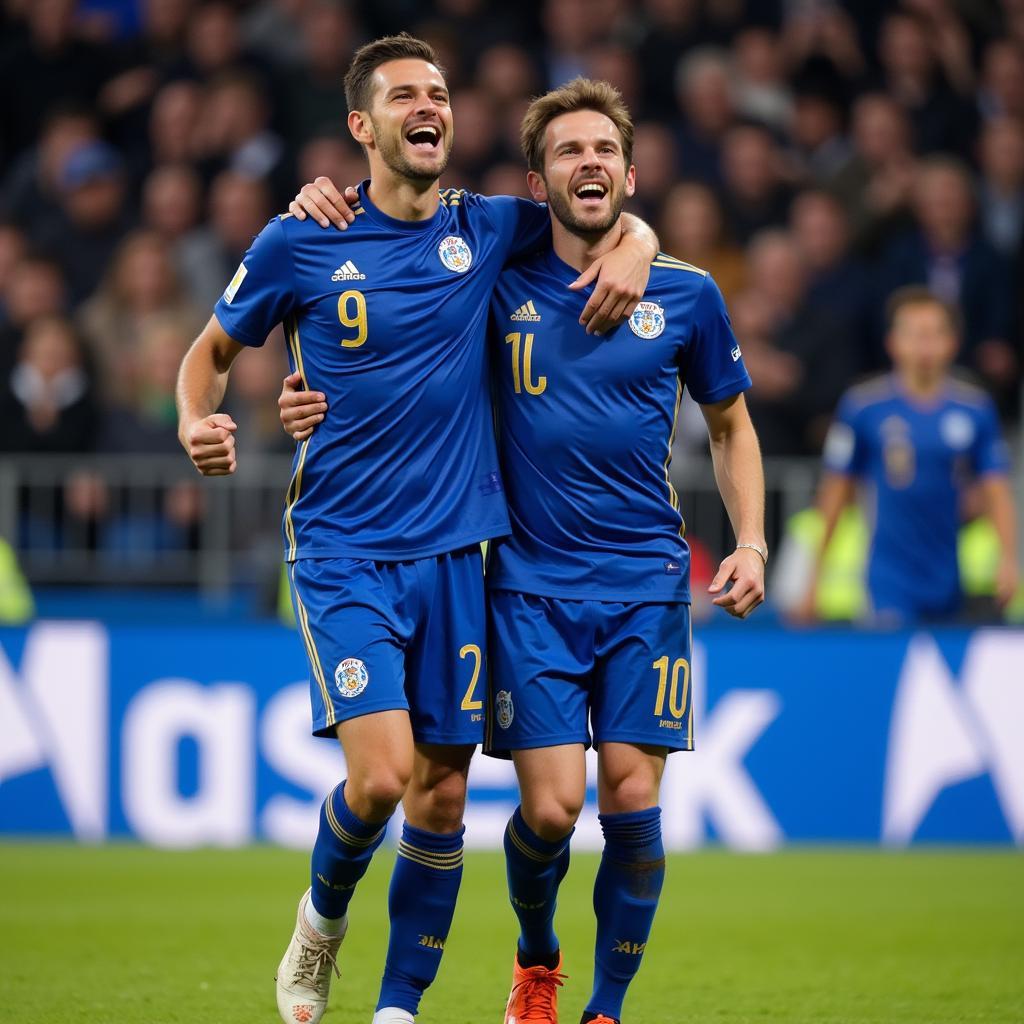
top-left (283, 78), bottom-right (766, 1024)
top-left (797, 287), bottom-right (1017, 624)
top-left (175, 34), bottom-right (656, 1024)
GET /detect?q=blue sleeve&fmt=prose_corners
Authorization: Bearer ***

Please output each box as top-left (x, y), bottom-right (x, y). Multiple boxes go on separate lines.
top-left (971, 398), bottom-right (1011, 476)
top-left (213, 217), bottom-right (296, 347)
top-left (477, 194), bottom-right (551, 262)
top-left (681, 274), bottom-right (752, 404)
top-left (823, 395), bottom-right (868, 477)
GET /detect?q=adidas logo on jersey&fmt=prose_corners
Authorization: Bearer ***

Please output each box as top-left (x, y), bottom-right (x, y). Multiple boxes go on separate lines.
top-left (331, 260), bottom-right (366, 281)
top-left (510, 300), bottom-right (541, 322)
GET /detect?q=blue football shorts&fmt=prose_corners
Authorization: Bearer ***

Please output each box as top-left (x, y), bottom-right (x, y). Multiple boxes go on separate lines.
top-left (484, 590), bottom-right (694, 757)
top-left (288, 546), bottom-right (486, 744)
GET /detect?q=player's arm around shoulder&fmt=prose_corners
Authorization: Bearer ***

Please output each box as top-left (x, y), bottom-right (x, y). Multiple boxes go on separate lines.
top-left (569, 213), bottom-right (659, 335)
top-left (176, 315), bottom-right (246, 476)
top-left (701, 392), bottom-right (767, 619)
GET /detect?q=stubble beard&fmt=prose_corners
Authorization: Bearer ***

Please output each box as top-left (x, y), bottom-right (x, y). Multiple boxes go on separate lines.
top-left (372, 117), bottom-right (453, 184)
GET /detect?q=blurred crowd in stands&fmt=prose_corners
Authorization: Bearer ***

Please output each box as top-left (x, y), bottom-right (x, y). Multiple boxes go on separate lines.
top-left (1, 0), bottom-right (1022, 468)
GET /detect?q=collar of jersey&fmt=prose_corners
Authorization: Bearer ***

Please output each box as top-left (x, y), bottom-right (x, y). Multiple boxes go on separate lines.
top-left (357, 179), bottom-right (445, 233)
top-left (540, 247), bottom-right (595, 292)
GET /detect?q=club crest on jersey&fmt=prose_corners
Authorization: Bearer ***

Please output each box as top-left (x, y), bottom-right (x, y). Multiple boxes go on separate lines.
top-left (335, 657), bottom-right (369, 699)
top-left (438, 235), bottom-right (472, 273)
top-left (940, 409), bottom-right (975, 450)
top-left (495, 689), bottom-right (514, 729)
top-left (628, 300), bottom-right (665, 339)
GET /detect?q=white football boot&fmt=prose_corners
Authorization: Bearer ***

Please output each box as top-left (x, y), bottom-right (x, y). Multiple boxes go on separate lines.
top-left (275, 889), bottom-right (345, 1024)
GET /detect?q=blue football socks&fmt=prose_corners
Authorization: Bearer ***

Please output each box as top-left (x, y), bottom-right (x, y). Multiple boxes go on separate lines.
top-left (309, 780), bottom-right (389, 921)
top-left (586, 807), bottom-right (665, 1021)
top-left (376, 822), bottom-right (465, 1014)
top-left (504, 805), bottom-right (573, 965)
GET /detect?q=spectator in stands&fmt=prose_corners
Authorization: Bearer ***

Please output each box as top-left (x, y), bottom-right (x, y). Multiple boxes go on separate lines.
top-left (148, 80), bottom-right (202, 166)
top-left (658, 182), bottom-right (745, 303)
top-left (0, 315), bottom-right (97, 454)
top-left (732, 27), bottom-right (792, 132)
top-left (0, 102), bottom-right (100, 245)
top-left (183, 1), bottom-right (247, 83)
top-left (295, 137), bottom-right (366, 205)
top-left (629, 121), bottom-right (679, 223)
top-left (719, 122), bottom-right (793, 244)
top-left (475, 44), bottom-right (540, 110)
top-left (786, 77), bottom-right (850, 185)
top-left (779, 3), bottom-right (866, 85)
top-left (739, 229), bottom-right (855, 455)
top-left (541, 0), bottom-right (602, 88)
top-left (91, 314), bottom-right (203, 558)
top-left (479, 162), bottom-right (532, 199)
top-left (281, 0), bottom-right (354, 148)
top-left (874, 9), bottom-right (976, 156)
top-left (635, 0), bottom-right (704, 119)
top-left (193, 71), bottom-right (289, 200)
top-left (0, 0), bottom-right (113, 158)
top-left (829, 92), bottom-right (918, 253)
top-left (977, 116), bottom-right (1024, 260)
top-left (977, 40), bottom-right (1024, 121)
top-left (587, 44), bottom-right (642, 118)
top-left (0, 225), bottom-right (27, 326)
top-left (0, 256), bottom-right (67, 380)
top-left (37, 141), bottom-right (133, 307)
top-left (447, 88), bottom-right (502, 185)
top-left (789, 190), bottom-right (875, 371)
top-left (879, 157), bottom-right (1016, 404)
top-left (177, 170), bottom-right (272, 310)
top-left (141, 164), bottom-right (204, 245)
top-left (79, 229), bottom-right (201, 404)
top-left (241, 0), bottom-right (308, 70)
top-left (673, 47), bottom-right (735, 185)
top-left (96, 314), bottom-right (191, 455)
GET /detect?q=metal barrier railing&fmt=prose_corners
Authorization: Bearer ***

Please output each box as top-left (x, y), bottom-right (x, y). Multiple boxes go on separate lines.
top-left (0, 452), bottom-right (825, 597)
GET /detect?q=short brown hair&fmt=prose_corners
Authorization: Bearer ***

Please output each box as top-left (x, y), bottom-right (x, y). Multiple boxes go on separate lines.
top-left (519, 77), bottom-right (634, 174)
top-left (886, 285), bottom-right (962, 336)
top-left (343, 33), bottom-right (444, 113)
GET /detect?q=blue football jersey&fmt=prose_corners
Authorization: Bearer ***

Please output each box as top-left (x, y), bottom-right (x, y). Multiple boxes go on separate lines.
top-left (214, 183), bottom-right (550, 561)
top-left (824, 375), bottom-right (1011, 617)
top-left (486, 250), bottom-right (752, 602)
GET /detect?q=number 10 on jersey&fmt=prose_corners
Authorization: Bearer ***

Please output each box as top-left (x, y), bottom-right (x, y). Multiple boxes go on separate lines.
top-left (505, 332), bottom-right (547, 395)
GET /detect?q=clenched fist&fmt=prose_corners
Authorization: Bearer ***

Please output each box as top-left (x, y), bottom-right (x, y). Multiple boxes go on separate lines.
top-left (182, 413), bottom-right (237, 476)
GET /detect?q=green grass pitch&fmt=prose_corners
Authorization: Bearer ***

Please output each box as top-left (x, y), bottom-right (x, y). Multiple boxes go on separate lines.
top-left (1, 844), bottom-right (1022, 1023)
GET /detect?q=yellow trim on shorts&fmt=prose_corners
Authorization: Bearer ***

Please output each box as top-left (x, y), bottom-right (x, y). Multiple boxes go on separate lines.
top-left (289, 563), bottom-right (334, 727)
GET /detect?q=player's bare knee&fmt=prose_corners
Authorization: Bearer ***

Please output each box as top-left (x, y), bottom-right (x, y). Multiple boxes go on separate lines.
top-left (408, 777), bottom-right (467, 833)
top-left (523, 794), bottom-right (582, 840)
top-left (348, 769), bottom-right (409, 820)
top-left (600, 772), bottom-right (659, 815)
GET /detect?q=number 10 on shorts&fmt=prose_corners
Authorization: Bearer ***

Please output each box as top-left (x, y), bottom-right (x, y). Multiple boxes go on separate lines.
top-left (652, 655), bottom-right (689, 719)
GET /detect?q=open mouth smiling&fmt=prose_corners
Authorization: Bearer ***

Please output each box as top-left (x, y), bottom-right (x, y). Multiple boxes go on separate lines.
top-left (405, 124), bottom-right (441, 151)
top-left (574, 181), bottom-right (608, 204)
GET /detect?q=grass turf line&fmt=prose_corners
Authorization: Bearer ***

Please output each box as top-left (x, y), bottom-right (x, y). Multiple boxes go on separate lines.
top-left (1, 845), bottom-right (1021, 1023)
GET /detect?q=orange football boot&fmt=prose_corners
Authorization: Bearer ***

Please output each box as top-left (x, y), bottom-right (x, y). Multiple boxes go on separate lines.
top-left (503, 951), bottom-right (567, 1024)
top-left (585, 1016), bottom-right (618, 1024)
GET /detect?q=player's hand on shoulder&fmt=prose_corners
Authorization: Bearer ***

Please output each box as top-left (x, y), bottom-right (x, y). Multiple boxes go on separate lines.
top-left (709, 546), bottom-right (766, 619)
top-left (279, 371), bottom-right (327, 442)
top-left (288, 176), bottom-right (360, 230)
top-left (183, 413), bottom-right (237, 476)
top-left (569, 240), bottom-right (650, 336)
